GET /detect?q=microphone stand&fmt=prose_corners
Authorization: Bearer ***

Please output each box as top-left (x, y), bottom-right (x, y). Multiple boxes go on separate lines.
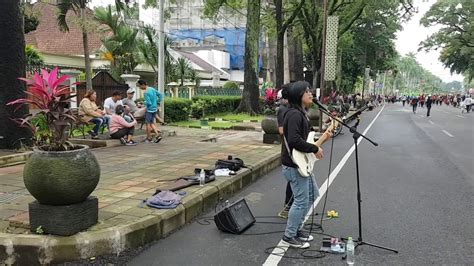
top-left (313, 99), bottom-right (398, 254)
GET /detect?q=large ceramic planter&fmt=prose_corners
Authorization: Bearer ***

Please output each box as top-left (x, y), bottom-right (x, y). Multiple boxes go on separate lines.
top-left (308, 108), bottom-right (320, 127)
top-left (23, 145), bottom-right (100, 206)
top-left (261, 116), bottom-right (279, 134)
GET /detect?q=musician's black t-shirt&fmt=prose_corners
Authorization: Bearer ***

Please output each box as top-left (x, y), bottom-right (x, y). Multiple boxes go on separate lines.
top-left (281, 108), bottom-right (319, 168)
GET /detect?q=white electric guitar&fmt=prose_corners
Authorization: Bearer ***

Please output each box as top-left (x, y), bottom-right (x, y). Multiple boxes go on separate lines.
top-left (292, 120), bottom-right (339, 177)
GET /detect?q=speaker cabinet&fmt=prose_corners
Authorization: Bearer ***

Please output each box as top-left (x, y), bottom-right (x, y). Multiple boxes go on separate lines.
top-left (214, 198), bottom-right (255, 234)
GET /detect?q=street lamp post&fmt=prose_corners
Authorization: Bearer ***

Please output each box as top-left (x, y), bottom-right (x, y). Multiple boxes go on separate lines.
top-left (157, 0), bottom-right (165, 120)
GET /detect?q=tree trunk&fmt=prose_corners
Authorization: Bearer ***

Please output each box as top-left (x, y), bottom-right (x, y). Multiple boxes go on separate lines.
top-left (275, 0), bottom-right (284, 89)
top-left (311, 44), bottom-right (319, 90)
top-left (236, 0), bottom-right (261, 115)
top-left (0, 0), bottom-right (31, 149)
top-left (293, 36), bottom-right (304, 81)
top-left (81, 8), bottom-right (93, 90)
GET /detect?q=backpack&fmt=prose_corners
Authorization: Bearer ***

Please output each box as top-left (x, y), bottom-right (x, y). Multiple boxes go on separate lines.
top-left (215, 156), bottom-right (246, 171)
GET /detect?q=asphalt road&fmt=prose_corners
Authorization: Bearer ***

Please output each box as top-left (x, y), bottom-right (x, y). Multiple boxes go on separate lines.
top-left (62, 103), bottom-right (474, 265)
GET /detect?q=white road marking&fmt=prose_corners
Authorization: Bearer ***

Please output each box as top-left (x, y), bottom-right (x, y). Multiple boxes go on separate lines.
top-left (456, 115), bottom-right (463, 118)
top-left (429, 120), bottom-right (434, 125)
top-left (442, 130), bottom-right (454, 138)
top-left (263, 105), bottom-right (386, 266)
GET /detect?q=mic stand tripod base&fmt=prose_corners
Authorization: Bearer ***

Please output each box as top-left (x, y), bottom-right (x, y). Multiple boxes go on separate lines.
top-left (354, 238), bottom-right (398, 253)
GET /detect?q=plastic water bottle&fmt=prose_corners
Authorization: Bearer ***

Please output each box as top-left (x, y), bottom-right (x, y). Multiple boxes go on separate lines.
top-left (346, 237), bottom-right (355, 265)
top-left (199, 169), bottom-right (205, 186)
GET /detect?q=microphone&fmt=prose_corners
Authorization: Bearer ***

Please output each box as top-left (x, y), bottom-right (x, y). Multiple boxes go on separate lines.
top-left (354, 105), bottom-right (369, 115)
top-left (312, 98), bottom-right (330, 113)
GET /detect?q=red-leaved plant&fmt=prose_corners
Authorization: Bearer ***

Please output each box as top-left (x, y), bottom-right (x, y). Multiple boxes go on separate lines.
top-left (263, 88), bottom-right (278, 115)
top-left (7, 68), bottom-right (78, 151)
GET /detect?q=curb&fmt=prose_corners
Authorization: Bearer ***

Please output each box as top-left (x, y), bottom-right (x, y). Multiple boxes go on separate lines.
top-left (0, 152), bottom-right (32, 168)
top-left (0, 131), bottom-right (178, 167)
top-left (0, 153), bottom-right (281, 264)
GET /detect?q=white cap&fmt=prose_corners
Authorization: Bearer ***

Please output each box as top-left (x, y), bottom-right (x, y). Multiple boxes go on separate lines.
top-left (277, 90), bottom-right (283, 100)
top-left (126, 88), bottom-right (135, 94)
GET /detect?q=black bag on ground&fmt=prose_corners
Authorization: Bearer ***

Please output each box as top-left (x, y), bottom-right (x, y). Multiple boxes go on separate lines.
top-left (215, 156), bottom-right (245, 171)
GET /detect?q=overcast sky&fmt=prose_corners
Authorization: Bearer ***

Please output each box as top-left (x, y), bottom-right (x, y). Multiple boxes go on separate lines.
top-left (90, 0), bottom-right (463, 83)
top-left (395, 0), bottom-right (464, 82)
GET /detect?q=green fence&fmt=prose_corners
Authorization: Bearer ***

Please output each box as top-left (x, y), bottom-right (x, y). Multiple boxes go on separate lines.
top-left (195, 87), bottom-right (242, 97)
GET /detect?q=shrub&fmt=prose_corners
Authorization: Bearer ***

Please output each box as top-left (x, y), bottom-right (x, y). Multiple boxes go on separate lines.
top-left (164, 98), bottom-right (192, 122)
top-left (223, 81), bottom-right (240, 90)
top-left (190, 96), bottom-right (241, 118)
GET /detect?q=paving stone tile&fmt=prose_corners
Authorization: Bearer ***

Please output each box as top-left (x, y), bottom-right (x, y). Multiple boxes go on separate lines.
top-left (98, 210), bottom-right (119, 221)
top-left (0, 209), bottom-right (22, 220)
top-left (108, 185), bottom-right (130, 191)
top-left (123, 186), bottom-right (149, 193)
top-left (0, 185), bottom-right (24, 193)
top-left (122, 207), bottom-right (154, 217)
top-left (111, 191), bottom-right (137, 198)
top-left (7, 211), bottom-right (29, 223)
top-left (99, 196), bottom-right (123, 204)
top-left (117, 180), bottom-right (142, 186)
top-left (116, 198), bottom-right (143, 207)
top-left (100, 204), bottom-right (133, 214)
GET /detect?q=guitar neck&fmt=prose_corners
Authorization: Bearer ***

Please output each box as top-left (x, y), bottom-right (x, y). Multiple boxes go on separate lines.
top-left (314, 133), bottom-right (330, 147)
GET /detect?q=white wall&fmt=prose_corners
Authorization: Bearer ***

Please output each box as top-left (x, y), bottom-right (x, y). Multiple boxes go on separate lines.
top-left (196, 50), bottom-right (230, 69)
top-left (229, 70), bottom-right (244, 83)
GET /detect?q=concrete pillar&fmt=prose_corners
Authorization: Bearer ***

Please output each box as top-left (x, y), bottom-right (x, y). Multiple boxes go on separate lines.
top-left (61, 69), bottom-right (82, 109)
top-left (173, 87), bottom-right (178, 98)
top-left (120, 74), bottom-right (141, 100)
top-left (188, 86), bottom-right (194, 99)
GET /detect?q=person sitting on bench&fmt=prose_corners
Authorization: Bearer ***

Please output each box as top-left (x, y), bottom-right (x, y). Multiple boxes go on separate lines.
top-left (79, 89), bottom-right (109, 139)
top-left (122, 88), bottom-right (146, 119)
top-left (110, 105), bottom-right (137, 146)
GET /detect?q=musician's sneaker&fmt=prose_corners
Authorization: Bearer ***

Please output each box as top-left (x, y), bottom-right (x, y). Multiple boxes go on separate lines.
top-left (278, 207), bottom-right (289, 219)
top-left (297, 230), bottom-right (314, 242)
top-left (282, 235), bottom-right (310, 249)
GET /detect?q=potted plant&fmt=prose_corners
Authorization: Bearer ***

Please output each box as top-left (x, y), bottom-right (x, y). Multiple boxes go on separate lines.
top-left (261, 88), bottom-right (279, 135)
top-left (191, 99), bottom-right (209, 126)
top-left (7, 68), bottom-right (100, 206)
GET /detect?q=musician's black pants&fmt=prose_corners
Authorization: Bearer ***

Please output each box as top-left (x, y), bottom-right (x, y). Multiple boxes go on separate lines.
top-left (284, 182), bottom-right (294, 209)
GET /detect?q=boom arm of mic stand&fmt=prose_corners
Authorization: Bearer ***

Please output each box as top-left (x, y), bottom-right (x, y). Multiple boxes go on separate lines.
top-left (314, 100), bottom-right (378, 147)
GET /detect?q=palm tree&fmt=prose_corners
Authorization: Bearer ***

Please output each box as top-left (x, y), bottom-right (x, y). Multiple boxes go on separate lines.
top-left (137, 26), bottom-right (175, 85)
top-left (95, 5), bottom-right (140, 79)
top-left (175, 57), bottom-right (195, 87)
top-left (0, 1), bottom-right (31, 149)
top-left (56, 0), bottom-right (93, 90)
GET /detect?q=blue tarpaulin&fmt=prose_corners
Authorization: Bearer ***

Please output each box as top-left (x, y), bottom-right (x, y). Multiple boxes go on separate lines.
top-left (169, 28), bottom-right (262, 70)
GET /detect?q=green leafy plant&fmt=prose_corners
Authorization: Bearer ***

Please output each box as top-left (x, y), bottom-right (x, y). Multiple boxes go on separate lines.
top-left (223, 81), bottom-right (240, 90)
top-left (164, 98), bottom-right (192, 122)
top-left (35, 225), bottom-right (44, 234)
top-left (190, 99), bottom-right (207, 119)
top-left (7, 68), bottom-right (78, 151)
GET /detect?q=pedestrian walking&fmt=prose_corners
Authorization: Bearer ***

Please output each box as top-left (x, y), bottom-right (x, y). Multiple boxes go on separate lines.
top-left (411, 97), bottom-right (418, 114)
top-left (464, 95), bottom-right (472, 113)
top-left (426, 95), bottom-right (433, 117)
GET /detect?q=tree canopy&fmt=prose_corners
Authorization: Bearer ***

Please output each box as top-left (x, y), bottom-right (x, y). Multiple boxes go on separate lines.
top-left (420, 0), bottom-right (473, 81)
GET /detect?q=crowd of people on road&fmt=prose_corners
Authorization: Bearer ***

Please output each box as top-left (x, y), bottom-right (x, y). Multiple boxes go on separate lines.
top-left (397, 93), bottom-right (473, 115)
top-left (77, 79), bottom-right (165, 145)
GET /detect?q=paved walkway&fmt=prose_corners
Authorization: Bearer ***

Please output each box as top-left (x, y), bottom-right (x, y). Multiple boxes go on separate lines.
top-left (0, 126), bottom-right (279, 234)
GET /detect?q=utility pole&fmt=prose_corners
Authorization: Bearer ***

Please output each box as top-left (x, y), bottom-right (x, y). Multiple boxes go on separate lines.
top-left (157, 0), bottom-right (165, 120)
